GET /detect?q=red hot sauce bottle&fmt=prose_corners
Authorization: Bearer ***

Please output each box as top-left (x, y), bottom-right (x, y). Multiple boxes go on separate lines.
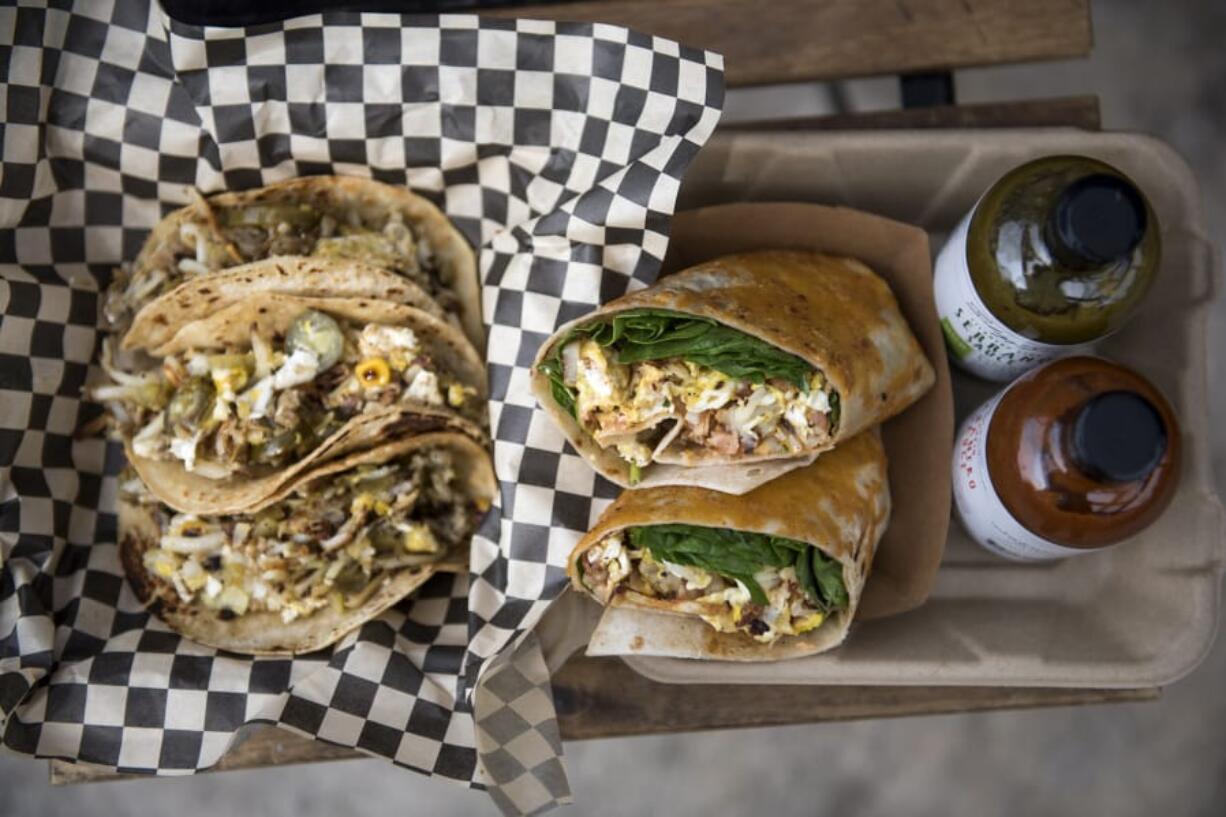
top-left (952, 356), bottom-right (1180, 561)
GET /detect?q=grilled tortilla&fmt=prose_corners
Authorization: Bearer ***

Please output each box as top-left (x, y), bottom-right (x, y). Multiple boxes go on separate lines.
top-left (123, 256), bottom-right (450, 354)
top-left (570, 430), bottom-right (889, 660)
top-left (532, 250), bottom-right (933, 493)
top-left (120, 431), bottom-right (495, 655)
top-left (107, 175), bottom-right (482, 348)
top-left (98, 292), bottom-right (488, 515)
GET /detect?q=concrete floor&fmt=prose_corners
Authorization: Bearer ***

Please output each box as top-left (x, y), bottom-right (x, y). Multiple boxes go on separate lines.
top-left (4, 0), bottom-right (1224, 814)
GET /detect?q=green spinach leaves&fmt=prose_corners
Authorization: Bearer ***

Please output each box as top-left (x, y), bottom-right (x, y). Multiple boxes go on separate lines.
top-left (538, 309), bottom-right (815, 418)
top-left (627, 523), bottom-right (847, 612)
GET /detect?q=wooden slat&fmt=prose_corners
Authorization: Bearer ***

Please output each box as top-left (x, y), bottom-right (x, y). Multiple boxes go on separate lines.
top-left (486, 0), bottom-right (1093, 86)
top-left (725, 96), bottom-right (1101, 132)
top-left (552, 657), bottom-right (1159, 738)
top-left (49, 730), bottom-right (362, 785)
top-left (50, 655), bottom-right (1159, 785)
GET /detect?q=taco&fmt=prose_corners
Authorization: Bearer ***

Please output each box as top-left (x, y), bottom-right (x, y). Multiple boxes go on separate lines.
top-left (122, 256), bottom-right (451, 355)
top-left (570, 430), bottom-right (889, 660)
top-left (94, 292), bottom-right (487, 514)
top-left (532, 250), bottom-right (933, 493)
top-left (105, 175), bottom-right (482, 347)
top-left (119, 431), bottom-right (495, 655)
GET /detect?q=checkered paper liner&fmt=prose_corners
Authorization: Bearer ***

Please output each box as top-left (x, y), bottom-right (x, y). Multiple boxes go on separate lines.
top-left (0, 2), bottom-right (723, 813)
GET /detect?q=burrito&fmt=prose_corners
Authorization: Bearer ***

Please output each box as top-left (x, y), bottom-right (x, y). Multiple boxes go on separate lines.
top-left (532, 250), bottom-right (933, 492)
top-left (119, 431), bottom-right (495, 655)
top-left (105, 175), bottom-right (482, 347)
top-left (96, 291), bottom-right (487, 514)
top-left (570, 430), bottom-right (890, 659)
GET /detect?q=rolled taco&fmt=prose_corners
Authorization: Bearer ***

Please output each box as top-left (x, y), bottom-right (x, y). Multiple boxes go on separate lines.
top-left (532, 250), bottom-right (933, 493)
top-left (106, 175), bottom-right (482, 347)
top-left (95, 292), bottom-right (487, 514)
top-left (119, 431), bottom-right (495, 655)
top-left (569, 430), bottom-right (889, 659)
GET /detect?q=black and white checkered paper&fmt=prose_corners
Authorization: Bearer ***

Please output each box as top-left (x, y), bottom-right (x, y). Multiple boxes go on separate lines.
top-left (0, 2), bottom-right (723, 813)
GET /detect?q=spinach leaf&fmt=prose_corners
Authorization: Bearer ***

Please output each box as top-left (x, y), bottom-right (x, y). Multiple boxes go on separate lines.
top-left (537, 355), bottom-right (576, 417)
top-left (827, 390), bottom-right (841, 432)
top-left (811, 549), bottom-right (849, 611)
top-left (628, 523), bottom-right (847, 613)
top-left (794, 544), bottom-right (818, 606)
top-left (600, 310), bottom-right (814, 390)
top-left (536, 309), bottom-right (818, 418)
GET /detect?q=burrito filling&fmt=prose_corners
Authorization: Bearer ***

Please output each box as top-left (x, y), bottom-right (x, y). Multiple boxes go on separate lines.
top-left (96, 309), bottom-right (476, 478)
top-left (123, 444), bottom-right (487, 623)
top-left (579, 524), bottom-right (849, 644)
top-left (105, 197), bottom-right (456, 330)
top-left (538, 310), bottom-right (839, 481)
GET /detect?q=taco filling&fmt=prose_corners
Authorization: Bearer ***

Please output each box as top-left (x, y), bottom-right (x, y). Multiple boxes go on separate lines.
top-left (96, 308), bottom-right (476, 479)
top-left (578, 524), bottom-right (849, 644)
top-left (124, 444), bottom-right (487, 624)
top-left (538, 309), bottom-right (839, 479)
top-left (106, 198), bottom-right (455, 329)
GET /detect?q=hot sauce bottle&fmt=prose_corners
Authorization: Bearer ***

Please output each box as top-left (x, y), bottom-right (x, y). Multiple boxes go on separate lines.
top-left (953, 357), bottom-right (1180, 561)
top-left (934, 156), bottom-right (1160, 381)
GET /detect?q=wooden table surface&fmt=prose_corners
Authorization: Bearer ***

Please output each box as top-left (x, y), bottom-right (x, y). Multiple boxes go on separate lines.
top-left (491, 0), bottom-right (1093, 87)
top-left (50, 0), bottom-right (1140, 787)
top-left (51, 655), bottom-right (1159, 784)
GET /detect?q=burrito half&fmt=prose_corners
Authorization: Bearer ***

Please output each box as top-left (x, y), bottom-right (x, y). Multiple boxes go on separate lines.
top-left (569, 430), bottom-right (889, 659)
top-left (533, 250), bottom-right (933, 493)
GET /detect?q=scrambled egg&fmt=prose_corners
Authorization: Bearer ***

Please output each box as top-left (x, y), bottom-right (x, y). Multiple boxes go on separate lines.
top-left (582, 536), bottom-right (831, 644)
top-left (140, 451), bottom-right (465, 624)
top-left (697, 566), bottom-right (827, 642)
top-left (574, 340), bottom-right (627, 418)
top-left (562, 341), bottom-right (834, 467)
top-left (272, 348), bottom-right (320, 389)
top-left (359, 325), bottom-right (420, 371)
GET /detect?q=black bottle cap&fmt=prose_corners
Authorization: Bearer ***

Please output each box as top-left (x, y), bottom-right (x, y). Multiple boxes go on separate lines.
top-left (1070, 390), bottom-right (1167, 483)
top-left (1049, 174), bottom-right (1147, 266)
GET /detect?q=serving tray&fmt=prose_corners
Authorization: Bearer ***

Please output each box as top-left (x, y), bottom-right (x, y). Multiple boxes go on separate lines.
top-left (542, 128), bottom-right (1224, 689)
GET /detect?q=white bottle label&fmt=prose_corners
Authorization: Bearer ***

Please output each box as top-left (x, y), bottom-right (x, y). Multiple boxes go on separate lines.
top-left (952, 387), bottom-right (1087, 561)
top-left (934, 207), bottom-right (1091, 382)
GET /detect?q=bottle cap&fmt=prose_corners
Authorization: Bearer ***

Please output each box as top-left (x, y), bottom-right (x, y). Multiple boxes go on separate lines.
top-left (1070, 390), bottom-right (1167, 483)
top-left (1050, 174), bottom-right (1147, 266)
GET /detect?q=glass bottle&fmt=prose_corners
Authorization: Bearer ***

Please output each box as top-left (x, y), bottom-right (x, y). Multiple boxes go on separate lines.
top-left (934, 156), bottom-right (1160, 381)
top-left (953, 356), bottom-right (1180, 561)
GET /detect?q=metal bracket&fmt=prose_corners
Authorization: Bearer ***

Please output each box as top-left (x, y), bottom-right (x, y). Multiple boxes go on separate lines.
top-left (900, 71), bottom-right (956, 108)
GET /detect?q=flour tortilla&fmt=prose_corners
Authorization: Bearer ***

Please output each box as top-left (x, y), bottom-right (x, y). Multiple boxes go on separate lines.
top-left (120, 432), bottom-right (494, 655)
top-left (531, 250), bottom-right (934, 493)
top-left (569, 430), bottom-right (890, 661)
top-left (126, 292), bottom-right (488, 516)
top-left (124, 256), bottom-right (448, 353)
top-left (132, 175), bottom-right (482, 348)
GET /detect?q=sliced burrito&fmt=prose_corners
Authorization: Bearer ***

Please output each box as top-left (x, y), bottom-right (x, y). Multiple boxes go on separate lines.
top-left (95, 292), bottom-right (487, 514)
top-left (533, 250), bottom-right (933, 493)
top-left (570, 430), bottom-right (889, 659)
top-left (106, 175), bottom-right (482, 347)
top-left (119, 431), bottom-right (495, 655)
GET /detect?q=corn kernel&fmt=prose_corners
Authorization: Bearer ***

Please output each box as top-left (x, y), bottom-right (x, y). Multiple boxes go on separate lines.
top-left (447, 383), bottom-right (475, 407)
top-left (404, 525), bottom-right (439, 554)
top-left (355, 357), bottom-right (391, 389)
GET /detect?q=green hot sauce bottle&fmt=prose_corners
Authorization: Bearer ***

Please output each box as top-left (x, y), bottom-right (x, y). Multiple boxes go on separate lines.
top-left (933, 155), bottom-right (1160, 381)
